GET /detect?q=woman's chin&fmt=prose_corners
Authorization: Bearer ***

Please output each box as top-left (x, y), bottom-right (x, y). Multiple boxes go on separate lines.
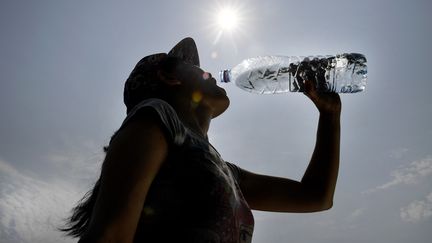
top-left (212, 95), bottom-right (230, 118)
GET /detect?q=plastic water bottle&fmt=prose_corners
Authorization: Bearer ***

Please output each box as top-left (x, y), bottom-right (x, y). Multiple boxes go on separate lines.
top-left (219, 53), bottom-right (367, 94)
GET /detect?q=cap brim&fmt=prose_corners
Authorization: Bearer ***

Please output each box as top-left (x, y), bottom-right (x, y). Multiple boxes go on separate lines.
top-left (168, 37), bottom-right (200, 67)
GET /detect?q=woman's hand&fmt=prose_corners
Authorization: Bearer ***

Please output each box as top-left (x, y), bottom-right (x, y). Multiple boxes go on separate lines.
top-left (303, 79), bottom-right (342, 115)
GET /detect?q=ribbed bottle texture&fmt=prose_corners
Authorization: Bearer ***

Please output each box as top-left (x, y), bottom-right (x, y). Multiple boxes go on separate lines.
top-left (219, 53), bottom-right (367, 94)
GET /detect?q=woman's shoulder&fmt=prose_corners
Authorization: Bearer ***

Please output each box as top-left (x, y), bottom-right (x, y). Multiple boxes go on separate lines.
top-left (125, 98), bottom-right (175, 120)
top-left (119, 98), bottom-right (187, 146)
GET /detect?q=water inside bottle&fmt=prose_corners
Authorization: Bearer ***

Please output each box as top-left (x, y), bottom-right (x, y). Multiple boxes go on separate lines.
top-left (234, 54), bottom-right (367, 94)
top-left (234, 63), bottom-right (291, 94)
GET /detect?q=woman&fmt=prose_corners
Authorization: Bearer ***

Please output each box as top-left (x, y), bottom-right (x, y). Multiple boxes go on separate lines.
top-left (62, 37), bottom-right (341, 243)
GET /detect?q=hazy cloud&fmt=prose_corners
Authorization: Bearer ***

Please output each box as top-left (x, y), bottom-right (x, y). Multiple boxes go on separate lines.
top-left (0, 159), bottom-right (78, 243)
top-left (389, 148), bottom-right (409, 159)
top-left (349, 208), bottom-right (365, 219)
top-left (400, 192), bottom-right (432, 223)
top-left (44, 140), bottom-right (103, 186)
top-left (365, 156), bottom-right (432, 193)
top-left (0, 138), bottom-right (102, 243)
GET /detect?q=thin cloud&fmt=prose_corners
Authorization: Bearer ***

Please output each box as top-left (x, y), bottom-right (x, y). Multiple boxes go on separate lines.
top-left (365, 156), bottom-right (432, 193)
top-left (389, 147), bottom-right (409, 159)
top-left (349, 208), bottom-right (365, 219)
top-left (0, 159), bottom-right (78, 243)
top-left (400, 192), bottom-right (432, 223)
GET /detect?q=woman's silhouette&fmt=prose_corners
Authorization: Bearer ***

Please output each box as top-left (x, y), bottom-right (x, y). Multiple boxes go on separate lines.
top-left (62, 37), bottom-right (341, 243)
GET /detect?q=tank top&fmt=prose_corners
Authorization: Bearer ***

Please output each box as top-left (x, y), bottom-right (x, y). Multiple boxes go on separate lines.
top-left (116, 98), bottom-right (254, 243)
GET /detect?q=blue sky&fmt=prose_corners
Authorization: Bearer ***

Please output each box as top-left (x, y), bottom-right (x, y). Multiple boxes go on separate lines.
top-left (1, 0), bottom-right (431, 242)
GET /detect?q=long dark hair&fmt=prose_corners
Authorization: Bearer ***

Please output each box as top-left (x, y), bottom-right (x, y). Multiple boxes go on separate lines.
top-left (59, 131), bottom-right (118, 237)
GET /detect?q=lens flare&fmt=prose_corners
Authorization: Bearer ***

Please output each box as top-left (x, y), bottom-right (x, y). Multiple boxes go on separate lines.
top-left (192, 90), bottom-right (203, 103)
top-left (202, 72), bottom-right (211, 80)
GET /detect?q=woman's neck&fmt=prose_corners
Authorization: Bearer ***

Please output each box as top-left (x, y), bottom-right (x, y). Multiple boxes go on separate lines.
top-left (169, 98), bottom-right (214, 139)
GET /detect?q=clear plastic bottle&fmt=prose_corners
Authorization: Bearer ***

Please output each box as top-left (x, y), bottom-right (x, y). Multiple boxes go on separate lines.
top-left (219, 53), bottom-right (367, 94)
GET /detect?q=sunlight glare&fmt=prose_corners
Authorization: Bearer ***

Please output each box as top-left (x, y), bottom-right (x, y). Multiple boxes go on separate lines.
top-left (203, 1), bottom-right (252, 49)
top-left (217, 7), bottom-right (239, 31)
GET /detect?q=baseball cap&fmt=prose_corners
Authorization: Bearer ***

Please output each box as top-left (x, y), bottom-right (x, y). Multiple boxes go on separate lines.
top-left (123, 37), bottom-right (200, 113)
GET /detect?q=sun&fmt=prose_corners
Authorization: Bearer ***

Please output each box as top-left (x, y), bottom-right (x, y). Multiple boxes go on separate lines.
top-left (217, 7), bottom-right (240, 32)
top-left (203, 2), bottom-right (251, 47)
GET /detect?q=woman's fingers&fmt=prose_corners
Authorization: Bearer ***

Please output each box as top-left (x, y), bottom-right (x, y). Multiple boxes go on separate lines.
top-left (302, 79), bottom-right (342, 114)
top-left (303, 79), bottom-right (318, 102)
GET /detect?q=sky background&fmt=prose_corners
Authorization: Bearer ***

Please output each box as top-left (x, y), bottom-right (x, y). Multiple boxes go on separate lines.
top-left (1, 0), bottom-right (431, 242)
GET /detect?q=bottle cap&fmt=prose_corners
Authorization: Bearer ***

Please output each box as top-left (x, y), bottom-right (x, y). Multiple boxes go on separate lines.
top-left (219, 69), bottom-right (231, 83)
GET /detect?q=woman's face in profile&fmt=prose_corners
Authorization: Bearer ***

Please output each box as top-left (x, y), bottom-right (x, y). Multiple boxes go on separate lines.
top-left (174, 62), bottom-right (230, 117)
